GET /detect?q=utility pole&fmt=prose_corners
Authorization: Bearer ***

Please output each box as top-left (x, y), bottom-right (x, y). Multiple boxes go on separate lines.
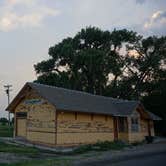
top-left (4, 84), bottom-right (12, 126)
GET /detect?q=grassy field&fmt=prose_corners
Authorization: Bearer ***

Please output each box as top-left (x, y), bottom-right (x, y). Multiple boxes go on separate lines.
top-left (0, 140), bottom-right (130, 166)
top-left (0, 126), bottom-right (131, 166)
top-left (0, 158), bottom-right (71, 166)
top-left (0, 141), bottom-right (71, 166)
top-left (73, 140), bottom-right (129, 154)
top-left (0, 141), bottom-right (39, 155)
top-left (0, 124), bottom-right (13, 137)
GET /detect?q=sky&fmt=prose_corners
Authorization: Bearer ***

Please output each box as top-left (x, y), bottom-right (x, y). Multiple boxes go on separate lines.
top-left (0, 0), bottom-right (166, 118)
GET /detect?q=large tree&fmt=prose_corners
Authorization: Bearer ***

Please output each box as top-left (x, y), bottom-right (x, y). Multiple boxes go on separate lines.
top-left (34, 27), bottom-right (166, 135)
top-left (105, 36), bottom-right (166, 99)
top-left (34, 27), bottom-right (139, 95)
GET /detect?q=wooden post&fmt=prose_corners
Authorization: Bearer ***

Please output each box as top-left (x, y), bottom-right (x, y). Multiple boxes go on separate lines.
top-left (113, 117), bottom-right (118, 141)
top-left (55, 111), bottom-right (58, 145)
top-left (125, 117), bottom-right (128, 132)
top-left (14, 114), bottom-right (17, 137)
top-left (147, 119), bottom-right (151, 137)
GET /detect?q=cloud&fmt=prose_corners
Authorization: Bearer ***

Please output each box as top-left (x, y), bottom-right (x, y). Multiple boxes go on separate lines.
top-left (0, 0), bottom-right (60, 31)
top-left (7, 0), bottom-right (34, 6)
top-left (136, 0), bottom-right (146, 4)
top-left (144, 10), bottom-right (166, 29)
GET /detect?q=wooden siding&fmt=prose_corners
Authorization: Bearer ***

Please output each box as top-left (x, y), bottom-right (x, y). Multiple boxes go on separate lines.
top-left (14, 88), bottom-right (56, 145)
top-left (150, 120), bottom-right (155, 136)
top-left (16, 118), bottom-right (27, 137)
top-left (117, 117), bottom-right (129, 142)
top-left (128, 110), bottom-right (155, 143)
top-left (56, 111), bottom-right (114, 145)
top-left (13, 88), bottom-right (156, 146)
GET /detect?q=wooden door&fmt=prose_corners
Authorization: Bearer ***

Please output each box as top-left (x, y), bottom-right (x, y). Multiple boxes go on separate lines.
top-left (16, 118), bottom-right (27, 137)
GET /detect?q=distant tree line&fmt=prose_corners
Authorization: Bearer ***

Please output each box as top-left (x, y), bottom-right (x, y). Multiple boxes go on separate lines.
top-left (0, 117), bottom-right (14, 126)
top-left (34, 27), bottom-right (166, 136)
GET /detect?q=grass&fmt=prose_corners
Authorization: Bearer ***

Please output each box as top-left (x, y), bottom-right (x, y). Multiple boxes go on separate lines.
top-left (0, 158), bottom-right (71, 166)
top-left (0, 140), bottom-right (128, 156)
top-left (0, 124), bottom-right (13, 137)
top-left (0, 141), bottom-right (71, 166)
top-left (0, 141), bottom-right (40, 155)
top-left (0, 140), bottom-right (134, 166)
top-left (73, 140), bottom-right (129, 154)
top-left (131, 140), bottom-right (145, 146)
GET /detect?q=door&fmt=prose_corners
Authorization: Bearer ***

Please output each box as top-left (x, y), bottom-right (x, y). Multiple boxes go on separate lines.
top-left (16, 118), bottom-right (27, 137)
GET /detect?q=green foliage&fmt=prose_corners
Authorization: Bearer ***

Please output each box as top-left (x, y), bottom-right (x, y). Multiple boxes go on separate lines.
top-left (142, 77), bottom-right (166, 136)
top-left (34, 26), bottom-right (139, 94)
top-left (0, 158), bottom-right (71, 166)
top-left (73, 141), bottom-right (128, 154)
top-left (0, 141), bottom-right (39, 155)
top-left (34, 26), bottom-right (166, 135)
top-left (0, 124), bottom-right (13, 137)
top-left (0, 118), bottom-right (8, 126)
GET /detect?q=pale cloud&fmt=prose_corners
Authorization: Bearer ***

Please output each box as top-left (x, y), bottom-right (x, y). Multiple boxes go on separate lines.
top-left (144, 10), bottom-right (166, 29)
top-left (0, 0), bottom-right (60, 31)
top-left (7, 0), bottom-right (34, 6)
top-left (136, 0), bottom-right (146, 4)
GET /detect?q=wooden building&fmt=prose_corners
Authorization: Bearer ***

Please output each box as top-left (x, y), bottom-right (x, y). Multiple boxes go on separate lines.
top-left (6, 82), bottom-right (161, 146)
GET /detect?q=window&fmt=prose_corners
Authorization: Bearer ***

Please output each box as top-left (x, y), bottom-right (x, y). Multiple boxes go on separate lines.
top-left (131, 117), bottom-right (139, 132)
top-left (16, 112), bottom-right (27, 118)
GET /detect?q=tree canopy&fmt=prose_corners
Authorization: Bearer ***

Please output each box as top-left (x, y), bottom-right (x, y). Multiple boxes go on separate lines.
top-left (34, 27), bottom-right (141, 94)
top-left (34, 27), bottom-right (166, 135)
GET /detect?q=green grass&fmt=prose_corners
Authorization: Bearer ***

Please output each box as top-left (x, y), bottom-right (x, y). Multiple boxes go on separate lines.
top-left (0, 124), bottom-right (13, 137)
top-left (0, 140), bottom-right (130, 166)
top-left (73, 141), bottom-right (128, 154)
top-left (0, 158), bottom-right (71, 166)
top-left (0, 141), bottom-right (71, 165)
top-left (131, 140), bottom-right (145, 146)
top-left (0, 141), bottom-right (40, 155)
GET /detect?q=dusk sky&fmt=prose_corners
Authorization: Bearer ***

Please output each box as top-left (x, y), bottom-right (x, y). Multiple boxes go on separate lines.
top-left (0, 0), bottom-right (166, 117)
